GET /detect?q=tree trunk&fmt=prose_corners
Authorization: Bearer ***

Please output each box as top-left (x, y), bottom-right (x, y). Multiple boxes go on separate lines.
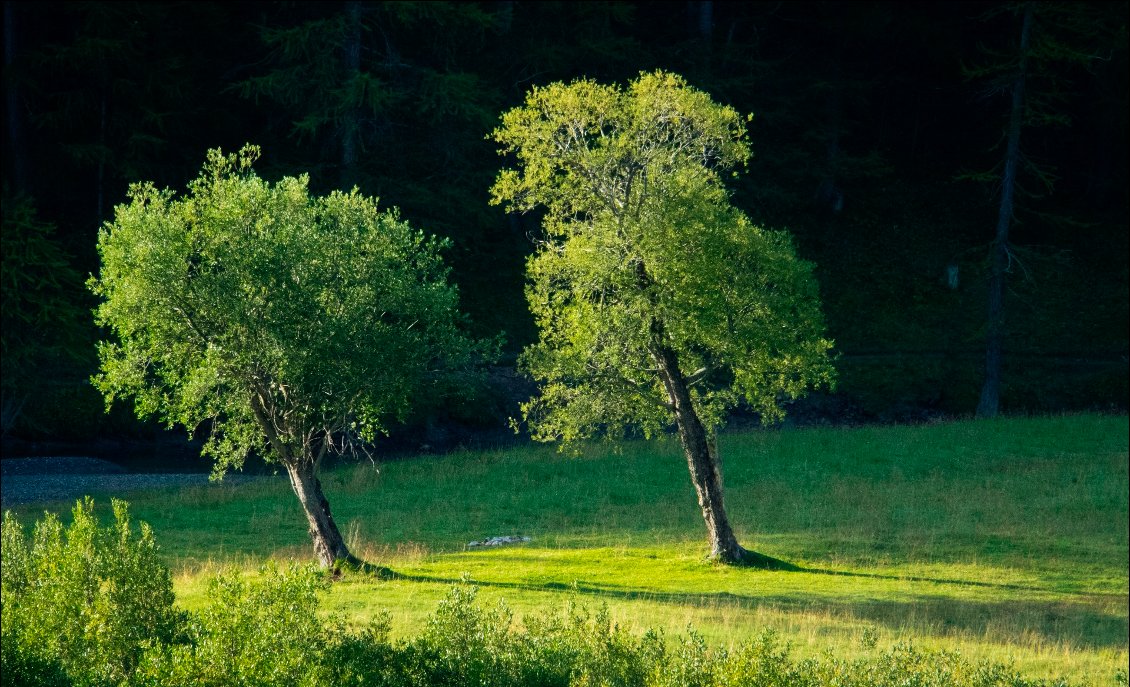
top-left (340, 0), bottom-right (363, 190)
top-left (496, 0), bottom-right (513, 34)
top-left (284, 459), bottom-right (358, 569)
top-left (977, 5), bottom-right (1032, 418)
top-left (817, 58), bottom-right (844, 216)
top-left (697, 0), bottom-right (713, 43)
top-left (4, 2), bottom-right (27, 195)
top-left (689, 1), bottom-right (713, 70)
top-left (250, 394), bottom-right (359, 569)
top-left (650, 340), bottom-right (786, 567)
top-left (97, 94), bottom-right (107, 221)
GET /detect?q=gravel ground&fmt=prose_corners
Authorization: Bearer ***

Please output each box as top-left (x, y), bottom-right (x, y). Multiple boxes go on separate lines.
top-left (1, 457), bottom-right (260, 509)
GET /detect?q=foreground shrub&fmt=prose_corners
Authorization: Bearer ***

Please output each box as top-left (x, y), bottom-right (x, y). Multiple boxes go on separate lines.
top-left (1, 498), bottom-right (182, 687)
top-left (401, 586), bottom-right (664, 687)
top-left (0, 633), bottom-right (70, 687)
top-left (133, 562), bottom-right (404, 687)
top-left (381, 586), bottom-right (1065, 687)
top-left (133, 563), bottom-right (344, 686)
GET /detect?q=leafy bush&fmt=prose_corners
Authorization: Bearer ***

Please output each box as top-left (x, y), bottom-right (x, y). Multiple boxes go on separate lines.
top-left (517, 601), bottom-right (664, 687)
top-left (1, 498), bottom-right (183, 687)
top-left (133, 563), bottom-right (342, 687)
top-left (400, 586), bottom-right (678, 687)
top-left (407, 584), bottom-right (523, 686)
top-left (381, 586), bottom-right (1070, 687)
top-left (132, 561), bottom-right (405, 687)
top-left (0, 631), bottom-right (71, 687)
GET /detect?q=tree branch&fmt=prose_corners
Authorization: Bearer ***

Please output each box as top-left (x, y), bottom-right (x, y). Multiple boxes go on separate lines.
top-left (250, 387), bottom-right (293, 464)
top-left (686, 366), bottom-right (712, 387)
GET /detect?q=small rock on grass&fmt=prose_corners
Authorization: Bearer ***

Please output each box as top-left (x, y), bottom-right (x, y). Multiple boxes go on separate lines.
top-left (467, 535), bottom-right (531, 548)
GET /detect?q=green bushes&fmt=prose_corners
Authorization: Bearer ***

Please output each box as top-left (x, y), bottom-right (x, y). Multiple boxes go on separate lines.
top-left (131, 565), bottom-right (343, 687)
top-left (1, 501), bottom-right (1084, 686)
top-left (1, 498), bottom-right (182, 687)
top-left (407, 587), bottom-right (666, 686)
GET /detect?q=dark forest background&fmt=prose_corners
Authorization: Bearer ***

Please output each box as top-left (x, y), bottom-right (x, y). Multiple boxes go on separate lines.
top-left (3, 1), bottom-right (1127, 456)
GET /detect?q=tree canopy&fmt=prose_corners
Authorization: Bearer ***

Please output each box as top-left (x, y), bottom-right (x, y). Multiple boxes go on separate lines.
top-left (491, 71), bottom-right (834, 563)
top-left (492, 71), bottom-right (835, 443)
top-left (90, 145), bottom-right (487, 565)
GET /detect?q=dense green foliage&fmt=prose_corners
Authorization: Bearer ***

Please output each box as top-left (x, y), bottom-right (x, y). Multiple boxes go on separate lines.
top-left (1, 499), bottom-right (182, 686)
top-left (492, 71), bottom-right (834, 441)
top-left (89, 145), bottom-right (485, 474)
top-left (2, 500), bottom-right (1109, 686)
top-left (130, 564), bottom-right (362, 687)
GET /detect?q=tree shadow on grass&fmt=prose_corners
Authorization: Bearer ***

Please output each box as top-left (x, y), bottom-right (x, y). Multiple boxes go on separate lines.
top-left (380, 564), bottom-right (1128, 650)
top-left (794, 564), bottom-right (1123, 599)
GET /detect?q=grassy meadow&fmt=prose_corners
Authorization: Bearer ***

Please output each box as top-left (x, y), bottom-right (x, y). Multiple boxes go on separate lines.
top-left (7, 413), bottom-right (1128, 684)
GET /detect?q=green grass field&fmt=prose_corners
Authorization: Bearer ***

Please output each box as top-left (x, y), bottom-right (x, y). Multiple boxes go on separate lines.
top-left (9, 414), bottom-right (1128, 684)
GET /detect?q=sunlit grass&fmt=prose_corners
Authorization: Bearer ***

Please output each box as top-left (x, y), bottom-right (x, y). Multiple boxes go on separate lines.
top-left (12, 413), bottom-right (1128, 684)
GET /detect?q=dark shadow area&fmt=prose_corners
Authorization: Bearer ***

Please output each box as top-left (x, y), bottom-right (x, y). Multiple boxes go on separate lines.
top-left (377, 567), bottom-right (1128, 650)
top-left (795, 565), bottom-right (1123, 599)
top-left (334, 558), bottom-right (397, 580)
top-left (737, 548), bottom-right (802, 571)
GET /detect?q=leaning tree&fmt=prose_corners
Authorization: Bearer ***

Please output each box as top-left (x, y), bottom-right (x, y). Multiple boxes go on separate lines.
top-left (90, 145), bottom-right (484, 569)
top-left (491, 71), bottom-right (835, 566)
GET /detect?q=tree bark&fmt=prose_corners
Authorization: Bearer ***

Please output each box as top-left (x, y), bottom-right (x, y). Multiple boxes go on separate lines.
top-left (250, 393), bottom-right (358, 569)
top-left (284, 459), bottom-right (357, 569)
top-left (340, 0), bottom-right (363, 190)
top-left (697, 0), bottom-right (713, 43)
top-left (650, 336), bottom-right (786, 567)
top-left (977, 5), bottom-right (1032, 418)
top-left (97, 94), bottom-right (106, 221)
top-left (4, 2), bottom-right (28, 195)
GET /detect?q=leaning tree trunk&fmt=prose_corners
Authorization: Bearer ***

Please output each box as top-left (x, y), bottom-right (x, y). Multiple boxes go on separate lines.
top-left (285, 459), bottom-right (357, 569)
top-left (977, 4), bottom-right (1032, 418)
top-left (251, 395), bottom-right (359, 569)
top-left (651, 341), bottom-right (786, 567)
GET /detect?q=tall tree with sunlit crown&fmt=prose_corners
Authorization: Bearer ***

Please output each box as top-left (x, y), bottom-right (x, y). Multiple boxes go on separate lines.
top-left (491, 71), bottom-right (835, 565)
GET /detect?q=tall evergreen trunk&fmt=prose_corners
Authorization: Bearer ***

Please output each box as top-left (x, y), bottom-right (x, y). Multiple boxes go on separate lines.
top-left (340, 0), bottom-right (363, 190)
top-left (977, 5), bottom-right (1032, 418)
top-left (97, 94), bottom-right (107, 220)
top-left (4, 2), bottom-right (27, 194)
top-left (689, 1), bottom-right (713, 71)
top-left (817, 59), bottom-right (844, 216)
top-left (284, 459), bottom-right (357, 569)
top-left (496, 0), bottom-right (513, 33)
top-left (697, 0), bottom-right (713, 42)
